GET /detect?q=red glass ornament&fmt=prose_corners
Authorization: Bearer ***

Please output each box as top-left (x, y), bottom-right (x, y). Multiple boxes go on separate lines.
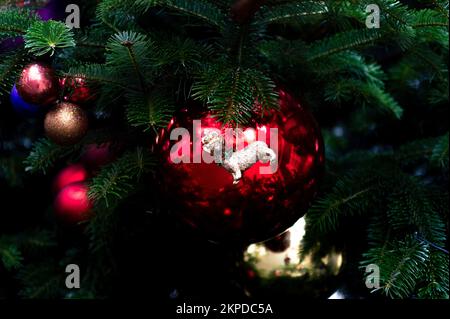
top-left (54, 182), bottom-right (93, 224)
top-left (81, 143), bottom-right (115, 170)
top-left (159, 90), bottom-right (325, 244)
top-left (60, 77), bottom-right (93, 104)
top-left (53, 164), bottom-right (88, 193)
top-left (16, 63), bottom-right (58, 106)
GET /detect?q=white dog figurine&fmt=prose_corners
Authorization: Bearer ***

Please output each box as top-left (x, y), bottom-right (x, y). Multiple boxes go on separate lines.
top-left (202, 129), bottom-right (277, 184)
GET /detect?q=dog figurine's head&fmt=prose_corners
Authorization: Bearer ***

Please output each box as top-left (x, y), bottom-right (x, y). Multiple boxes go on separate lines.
top-left (202, 129), bottom-right (223, 155)
top-left (258, 147), bottom-right (277, 164)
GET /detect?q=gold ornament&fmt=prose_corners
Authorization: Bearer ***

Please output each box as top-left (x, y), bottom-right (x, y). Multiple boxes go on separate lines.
top-left (44, 102), bottom-right (88, 145)
top-left (245, 218), bottom-right (343, 279)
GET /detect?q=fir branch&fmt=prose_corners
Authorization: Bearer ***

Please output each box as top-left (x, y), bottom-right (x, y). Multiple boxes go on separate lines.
top-left (411, 9), bottom-right (448, 28)
top-left (0, 156), bottom-right (24, 187)
top-left (193, 64), bottom-right (277, 125)
top-left (135, 0), bottom-right (229, 30)
top-left (386, 176), bottom-right (446, 245)
top-left (323, 78), bottom-right (404, 119)
top-left (17, 229), bottom-right (57, 253)
top-left (395, 133), bottom-right (449, 168)
top-left (96, 0), bottom-right (143, 32)
top-left (24, 138), bottom-right (80, 174)
top-left (246, 69), bottom-right (279, 113)
top-left (431, 133), bottom-right (449, 169)
top-left (362, 236), bottom-right (429, 299)
top-left (359, 82), bottom-right (404, 119)
top-left (88, 148), bottom-right (155, 208)
top-left (0, 8), bottom-right (38, 38)
top-left (258, 39), bottom-right (308, 69)
top-left (305, 172), bottom-right (375, 234)
top-left (0, 49), bottom-right (28, 96)
top-left (24, 20), bottom-right (75, 56)
top-left (256, 1), bottom-right (328, 24)
top-left (106, 31), bottom-right (156, 91)
top-left (418, 250), bottom-right (449, 299)
top-left (65, 63), bottom-right (138, 93)
top-left (307, 29), bottom-right (382, 61)
top-left (125, 92), bottom-right (175, 132)
top-left (17, 262), bottom-right (63, 298)
top-left (0, 239), bottom-right (23, 271)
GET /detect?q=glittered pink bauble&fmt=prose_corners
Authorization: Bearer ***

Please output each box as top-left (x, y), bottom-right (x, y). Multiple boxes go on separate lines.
top-left (54, 182), bottom-right (92, 224)
top-left (158, 90), bottom-right (325, 244)
top-left (53, 164), bottom-right (88, 193)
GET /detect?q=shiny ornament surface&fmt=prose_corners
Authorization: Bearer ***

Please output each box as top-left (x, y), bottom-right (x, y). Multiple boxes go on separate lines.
top-left (44, 102), bottom-right (88, 145)
top-left (159, 90), bottom-right (325, 244)
top-left (53, 164), bottom-right (88, 193)
top-left (245, 218), bottom-right (343, 281)
top-left (10, 84), bottom-right (40, 116)
top-left (54, 182), bottom-right (92, 224)
top-left (60, 77), bottom-right (93, 104)
top-left (16, 63), bottom-right (58, 106)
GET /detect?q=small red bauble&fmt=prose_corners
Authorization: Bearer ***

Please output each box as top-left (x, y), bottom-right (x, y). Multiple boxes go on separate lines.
top-left (81, 143), bottom-right (115, 170)
top-left (16, 63), bottom-right (59, 106)
top-left (159, 90), bottom-right (325, 244)
top-left (60, 77), bottom-right (93, 104)
top-left (53, 164), bottom-right (88, 193)
top-left (54, 182), bottom-right (93, 224)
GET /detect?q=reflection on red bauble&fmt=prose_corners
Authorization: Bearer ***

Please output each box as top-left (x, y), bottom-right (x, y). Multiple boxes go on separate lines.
top-left (16, 63), bottom-right (58, 106)
top-left (159, 90), bottom-right (325, 244)
top-left (54, 182), bottom-right (93, 224)
top-left (60, 77), bottom-right (93, 104)
top-left (53, 164), bottom-right (88, 193)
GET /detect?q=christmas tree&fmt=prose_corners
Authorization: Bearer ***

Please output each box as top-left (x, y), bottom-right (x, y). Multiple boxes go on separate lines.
top-left (0, 0), bottom-right (448, 304)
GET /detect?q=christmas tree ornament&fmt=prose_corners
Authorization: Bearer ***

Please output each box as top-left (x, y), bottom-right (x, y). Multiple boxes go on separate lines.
top-left (60, 77), bottom-right (93, 104)
top-left (81, 142), bottom-right (115, 170)
top-left (244, 218), bottom-right (343, 279)
top-left (53, 164), bottom-right (88, 193)
top-left (16, 63), bottom-right (59, 106)
top-left (44, 102), bottom-right (88, 145)
top-left (10, 84), bottom-right (40, 116)
top-left (158, 90), bottom-right (325, 244)
top-left (54, 182), bottom-right (93, 224)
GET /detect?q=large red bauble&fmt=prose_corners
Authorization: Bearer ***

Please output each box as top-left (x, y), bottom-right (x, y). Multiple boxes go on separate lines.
top-left (60, 77), bottom-right (93, 104)
top-left (54, 182), bottom-right (93, 224)
top-left (159, 90), bottom-right (325, 244)
top-left (16, 63), bottom-right (59, 106)
top-left (53, 164), bottom-right (88, 193)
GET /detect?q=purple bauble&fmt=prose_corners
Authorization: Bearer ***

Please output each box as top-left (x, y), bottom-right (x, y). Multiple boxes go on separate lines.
top-left (10, 84), bottom-right (41, 116)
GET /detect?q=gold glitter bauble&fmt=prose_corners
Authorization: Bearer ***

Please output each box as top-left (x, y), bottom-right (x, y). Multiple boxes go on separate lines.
top-left (44, 102), bottom-right (88, 145)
